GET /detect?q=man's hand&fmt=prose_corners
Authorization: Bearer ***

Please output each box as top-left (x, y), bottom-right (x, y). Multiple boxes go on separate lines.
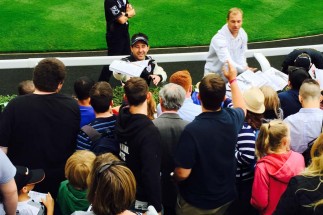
top-left (222, 61), bottom-right (237, 82)
top-left (126, 4), bottom-right (136, 18)
top-left (149, 75), bottom-right (161, 86)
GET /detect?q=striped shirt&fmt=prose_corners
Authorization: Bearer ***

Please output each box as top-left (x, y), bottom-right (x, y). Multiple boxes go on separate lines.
top-left (76, 116), bottom-right (117, 150)
top-left (235, 122), bottom-right (257, 181)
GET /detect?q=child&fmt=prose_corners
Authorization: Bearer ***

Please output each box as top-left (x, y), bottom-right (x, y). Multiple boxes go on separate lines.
top-left (251, 120), bottom-right (305, 215)
top-left (2, 165), bottom-right (54, 215)
top-left (57, 150), bottom-right (96, 215)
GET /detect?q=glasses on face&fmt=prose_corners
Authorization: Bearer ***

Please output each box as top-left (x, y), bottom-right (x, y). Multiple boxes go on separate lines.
top-left (97, 161), bottom-right (126, 176)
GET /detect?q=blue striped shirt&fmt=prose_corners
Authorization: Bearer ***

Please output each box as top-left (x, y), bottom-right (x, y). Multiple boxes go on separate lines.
top-left (235, 122), bottom-right (257, 181)
top-left (76, 116), bottom-right (117, 150)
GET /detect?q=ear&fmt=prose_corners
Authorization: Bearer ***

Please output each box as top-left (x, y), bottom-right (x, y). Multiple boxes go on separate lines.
top-left (188, 85), bottom-right (193, 93)
top-left (223, 95), bottom-right (227, 102)
top-left (299, 95), bottom-right (302, 103)
top-left (288, 80), bottom-right (291, 87)
top-left (147, 92), bottom-right (152, 100)
top-left (22, 186), bottom-right (28, 194)
top-left (123, 94), bottom-right (128, 103)
top-left (56, 82), bottom-right (63, 92)
top-left (110, 100), bottom-right (114, 108)
top-left (147, 45), bottom-right (150, 52)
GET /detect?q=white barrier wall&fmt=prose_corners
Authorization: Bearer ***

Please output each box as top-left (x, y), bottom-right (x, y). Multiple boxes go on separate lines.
top-left (0, 44), bottom-right (322, 69)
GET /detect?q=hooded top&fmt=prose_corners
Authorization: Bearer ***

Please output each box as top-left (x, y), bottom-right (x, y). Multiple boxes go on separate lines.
top-left (251, 151), bottom-right (305, 215)
top-left (116, 105), bottom-right (162, 212)
top-left (57, 180), bottom-right (90, 215)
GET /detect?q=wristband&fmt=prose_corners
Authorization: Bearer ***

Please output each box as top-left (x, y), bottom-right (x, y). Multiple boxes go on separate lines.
top-left (229, 78), bottom-right (237, 84)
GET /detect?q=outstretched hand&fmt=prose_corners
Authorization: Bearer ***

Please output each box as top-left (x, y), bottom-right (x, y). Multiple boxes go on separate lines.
top-left (222, 61), bottom-right (237, 82)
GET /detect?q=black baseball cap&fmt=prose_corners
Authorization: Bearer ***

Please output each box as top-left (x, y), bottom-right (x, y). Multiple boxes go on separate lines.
top-left (294, 53), bottom-right (312, 71)
top-left (15, 166), bottom-right (45, 191)
top-left (131, 36), bottom-right (149, 46)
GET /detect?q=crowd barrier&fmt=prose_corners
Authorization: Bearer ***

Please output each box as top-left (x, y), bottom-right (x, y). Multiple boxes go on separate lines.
top-left (0, 44), bottom-right (322, 70)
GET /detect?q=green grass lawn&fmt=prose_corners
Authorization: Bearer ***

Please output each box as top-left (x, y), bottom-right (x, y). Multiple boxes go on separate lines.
top-left (0, 0), bottom-right (322, 53)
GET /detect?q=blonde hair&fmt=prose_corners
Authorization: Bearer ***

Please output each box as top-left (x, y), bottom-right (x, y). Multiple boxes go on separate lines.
top-left (65, 150), bottom-right (96, 190)
top-left (227, 7), bottom-right (243, 20)
top-left (87, 153), bottom-right (136, 215)
top-left (255, 119), bottom-right (289, 158)
top-left (260, 85), bottom-right (282, 119)
top-left (147, 93), bottom-right (156, 120)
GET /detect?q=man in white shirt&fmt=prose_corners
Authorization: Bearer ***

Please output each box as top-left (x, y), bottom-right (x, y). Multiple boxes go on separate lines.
top-left (204, 8), bottom-right (255, 81)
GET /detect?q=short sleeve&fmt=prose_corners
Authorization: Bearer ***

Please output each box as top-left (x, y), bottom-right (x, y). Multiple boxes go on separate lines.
top-left (0, 150), bottom-right (16, 184)
top-left (104, 0), bottom-right (122, 20)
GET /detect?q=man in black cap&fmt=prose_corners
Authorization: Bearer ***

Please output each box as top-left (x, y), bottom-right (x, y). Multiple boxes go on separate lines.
top-left (281, 48), bottom-right (323, 74)
top-left (113, 32), bottom-right (167, 86)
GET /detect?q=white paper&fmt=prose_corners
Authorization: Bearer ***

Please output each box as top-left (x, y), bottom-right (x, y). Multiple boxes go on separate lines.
top-left (28, 191), bottom-right (47, 203)
top-left (109, 60), bottom-right (149, 77)
top-left (315, 68), bottom-right (323, 90)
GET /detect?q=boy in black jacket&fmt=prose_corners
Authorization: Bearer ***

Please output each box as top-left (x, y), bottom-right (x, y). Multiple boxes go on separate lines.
top-left (116, 77), bottom-right (162, 214)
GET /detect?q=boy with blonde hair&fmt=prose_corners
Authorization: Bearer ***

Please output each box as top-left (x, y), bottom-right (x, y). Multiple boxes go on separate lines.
top-left (57, 150), bottom-right (96, 215)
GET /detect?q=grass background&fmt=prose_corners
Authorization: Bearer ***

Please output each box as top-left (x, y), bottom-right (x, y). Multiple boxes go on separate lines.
top-left (0, 0), bottom-right (322, 53)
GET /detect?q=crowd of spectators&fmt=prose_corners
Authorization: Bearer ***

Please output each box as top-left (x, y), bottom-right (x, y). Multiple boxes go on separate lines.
top-left (1, 5), bottom-right (323, 215)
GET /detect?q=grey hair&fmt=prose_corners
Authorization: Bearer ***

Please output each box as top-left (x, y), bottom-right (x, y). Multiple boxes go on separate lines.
top-left (159, 83), bottom-right (186, 111)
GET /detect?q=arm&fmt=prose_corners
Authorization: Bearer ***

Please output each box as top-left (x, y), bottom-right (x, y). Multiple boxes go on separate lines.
top-left (0, 178), bottom-right (18, 215)
top-left (212, 36), bottom-right (245, 72)
top-left (235, 126), bottom-right (256, 166)
top-left (151, 63), bottom-right (167, 85)
top-left (174, 167), bottom-right (191, 181)
top-left (222, 61), bottom-right (246, 116)
top-left (116, 4), bottom-right (135, 24)
top-left (251, 164), bottom-right (269, 211)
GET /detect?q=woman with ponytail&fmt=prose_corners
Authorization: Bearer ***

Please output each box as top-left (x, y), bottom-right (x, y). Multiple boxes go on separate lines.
top-left (251, 120), bottom-right (305, 215)
top-left (274, 132), bottom-right (323, 214)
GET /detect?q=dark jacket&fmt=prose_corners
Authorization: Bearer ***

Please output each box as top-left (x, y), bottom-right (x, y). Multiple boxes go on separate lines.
top-left (274, 175), bottom-right (323, 215)
top-left (281, 48), bottom-right (323, 74)
top-left (116, 105), bottom-right (162, 212)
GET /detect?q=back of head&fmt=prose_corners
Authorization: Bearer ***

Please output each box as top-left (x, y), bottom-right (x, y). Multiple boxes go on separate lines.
top-left (260, 86), bottom-right (280, 111)
top-left (199, 74), bottom-right (226, 110)
top-left (256, 119), bottom-right (289, 158)
top-left (74, 76), bottom-right (95, 100)
top-left (169, 70), bottom-right (192, 92)
top-left (288, 66), bottom-right (311, 90)
top-left (90, 82), bottom-right (113, 113)
top-left (18, 80), bottom-right (35, 95)
top-left (159, 83), bottom-right (186, 111)
top-left (124, 77), bottom-right (149, 106)
top-left (243, 87), bottom-right (265, 129)
top-left (87, 153), bottom-right (136, 215)
top-left (65, 150), bottom-right (96, 190)
top-left (33, 58), bottom-right (66, 92)
top-left (227, 7), bottom-right (243, 19)
top-left (299, 79), bottom-right (321, 102)
top-left (260, 85), bottom-right (281, 118)
top-left (294, 53), bottom-right (312, 71)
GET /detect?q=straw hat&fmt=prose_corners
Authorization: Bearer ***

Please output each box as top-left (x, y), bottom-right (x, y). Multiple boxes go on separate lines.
top-left (243, 87), bottom-right (265, 114)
